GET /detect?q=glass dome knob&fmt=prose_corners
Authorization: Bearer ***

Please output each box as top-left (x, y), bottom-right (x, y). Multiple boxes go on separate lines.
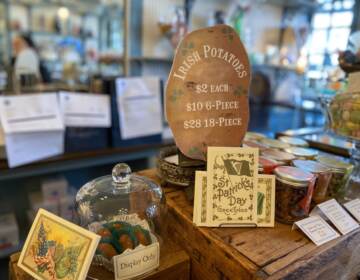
top-left (112, 163), bottom-right (131, 186)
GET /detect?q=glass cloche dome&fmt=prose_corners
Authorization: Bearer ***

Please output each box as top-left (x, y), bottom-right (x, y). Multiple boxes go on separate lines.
top-left (75, 163), bottom-right (167, 275)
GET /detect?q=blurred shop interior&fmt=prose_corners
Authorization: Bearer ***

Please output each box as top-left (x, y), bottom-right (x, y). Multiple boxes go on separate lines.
top-left (0, 0), bottom-right (359, 276)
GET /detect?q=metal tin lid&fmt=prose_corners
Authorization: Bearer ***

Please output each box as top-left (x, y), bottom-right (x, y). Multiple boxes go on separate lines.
top-left (260, 138), bottom-right (291, 149)
top-left (243, 140), bottom-right (268, 150)
top-left (259, 156), bottom-right (279, 168)
top-left (278, 136), bottom-right (309, 147)
top-left (293, 160), bottom-right (330, 174)
top-left (284, 147), bottom-right (318, 158)
top-left (244, 132), bottom-right (266, 141)
top-left (274, 166), bottom-right (315, 187)
top-left (317, 156), bottom-right (353, 173)
top-left (261, 149), bottom-right (296, 162)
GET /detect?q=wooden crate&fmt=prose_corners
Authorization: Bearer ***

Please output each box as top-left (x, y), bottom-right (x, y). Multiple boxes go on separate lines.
top-left (138, 169), bottom-right (360, 280)
top-left (9, 238), bottom-right (189, 280)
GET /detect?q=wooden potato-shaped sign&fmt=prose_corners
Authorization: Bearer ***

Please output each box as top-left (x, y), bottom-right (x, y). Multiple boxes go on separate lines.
top-left (166, 24), bottom-right (251, 161)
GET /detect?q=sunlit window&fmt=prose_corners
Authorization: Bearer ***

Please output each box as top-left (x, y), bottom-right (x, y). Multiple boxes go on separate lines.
top-left (307, 0), bottom-right (355, 78)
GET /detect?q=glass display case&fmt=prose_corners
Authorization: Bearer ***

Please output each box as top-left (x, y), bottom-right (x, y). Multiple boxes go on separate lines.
top-left (76, 163), bottom-right (167, 275)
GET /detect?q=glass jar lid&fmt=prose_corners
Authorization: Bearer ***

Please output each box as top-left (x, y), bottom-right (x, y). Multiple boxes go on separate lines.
top-left (259, 156), bottom-right (279, 168)
top-left (243, 140), bottom-right (268, 150)
top-left (317, 156), bottom-right (353, 173)
top-left (261, 149), bottom-right (296, 162)
top-left (244, 132), bottom-right (266, 141)
top-left (293, 160), bottom-right (330, 174)
top-left (284, 147), bottom-right (318, 158)
top-left (274, 166), bottom-right (315, 187)
top-left (278, 136), bottom-right (309, 147)
top-left (260, 138), bottom-right (291, 149)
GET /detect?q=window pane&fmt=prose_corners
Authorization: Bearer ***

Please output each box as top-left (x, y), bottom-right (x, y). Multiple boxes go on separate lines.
top-left (313, 13), bottom-right (331, 28)
top-left (333, 1), bottom-right (342, 10)
top-left (309, 54), bottom-right (324, 66)
top-left (322, 2), bottom-right (332, 10)
top-left (331, 53), bottom-right (339, 65)
top-left (331, 12), bottom-right (353, 27)
top-left (343, 0), bottom-right (355, 9)
top-left (327, 28), bottom-right (350, 51)
top-left (310, 29), bottom-right (328, 53)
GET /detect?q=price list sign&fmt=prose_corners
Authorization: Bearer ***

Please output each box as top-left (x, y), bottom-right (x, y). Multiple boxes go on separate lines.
top-left (166, 24), bottom-right (251, 161)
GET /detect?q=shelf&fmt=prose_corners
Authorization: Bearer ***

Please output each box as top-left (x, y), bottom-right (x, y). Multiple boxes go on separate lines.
top-left (252, 63), bottom-right (301, 73)
top-left (275, 127), bottom-right (352, 158)
top-left (0, 141), bottom-right (174, 181)
top-left (31, 31), bottom-right (83, 39)
top-left (0, 242), bottom-right (23, 259)
top-left (131, 56), bottom-right (173, 63)
top-left (99, 56), bottom-right (174, 64)
top-left (7, 0), bottom-right (101, 15)
top-left (266, 0), bottom-right (318, 9)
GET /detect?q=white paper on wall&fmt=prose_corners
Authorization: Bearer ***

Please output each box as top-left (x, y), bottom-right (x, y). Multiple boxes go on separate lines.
top-left (0, 93), bottom-right (64, 133)
top-left (115, 77), bottom-right (162, 140)
top-left (0, 93), bottom-right (64, 167)
top-left (59, 92), bottom-right (111, 128)
top-left (5, 130), bottom-right (64, 168)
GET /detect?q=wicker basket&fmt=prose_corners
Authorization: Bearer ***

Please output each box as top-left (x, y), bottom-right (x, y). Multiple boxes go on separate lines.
top-left (157, 146), bottom-right (205, 187)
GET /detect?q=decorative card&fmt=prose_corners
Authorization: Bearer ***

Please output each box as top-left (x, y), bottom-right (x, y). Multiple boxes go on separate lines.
top-left (206, 147), bottom-right (258, 227)
top-left (311, 199), bottom-right (359, 235)
top-left (193, 172), bottom-right (275, 228)
top-left (257, 175), bottom-right (276, 227)
top-left (294, 215), bottom-right (340, 246)
top-left (344, 199), bottom-right (360, 222)
top-left (166, 24), bottom-right (251, 161)
top-left (18, 209), bottom-right (100, 280)
top-left (193, 171), bottom-right (209, 226)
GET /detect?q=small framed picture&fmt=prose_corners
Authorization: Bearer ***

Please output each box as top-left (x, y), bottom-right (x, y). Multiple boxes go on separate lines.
top-left (18, 208), bottom-right (100, 280)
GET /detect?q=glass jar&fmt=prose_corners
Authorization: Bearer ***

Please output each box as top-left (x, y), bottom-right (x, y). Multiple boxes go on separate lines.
top-left (278, 136), bottom-right (309, 147)
top-left (260, 138), bottom-right (291, 150)
top-left (243, 140), bottom-right (268, 151)
top-left (284, 147), bottom-right (318, 160)
top-left (261, 149), bottom-right (296, 165)
top-left (75, 163), bottom-right (166, 276)
top-left (292, 160), bottom-right (332, 203)
top-left (274, 166), bottom-right (316, 224)
top-left (244, 132), bottom-right (266, 141)
top-left (317, 156), bottom-right (354, 200)
top-left (259, 156), bottom-right (280, 174)
top-left (328, 91), bottom-right (360, 140)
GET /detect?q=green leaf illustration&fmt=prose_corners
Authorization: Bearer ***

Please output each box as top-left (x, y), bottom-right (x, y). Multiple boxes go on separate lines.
top-left (234, 86), bottom-right (248, 97)
top-left (170, 89), bottom-right (184, 102)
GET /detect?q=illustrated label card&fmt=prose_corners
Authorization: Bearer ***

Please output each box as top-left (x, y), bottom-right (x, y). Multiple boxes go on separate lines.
top-left (206, 147), bottom-right (258, 226)
top-left (166, 24), bottom-right (251, 160)
top-left (193, 171), bottom-right (275, 227)
top-left (18, 209), bottom-right (100, 280)
top-left (311, 199), bottom-right (359, 235)
top-left (193, 171), bottom-right (209, 226)
top-left (294, 215), bottom-right (340, 246)
top-left (344, 199), bottom-right (360, 222)
top-left (257, 175), bottom-right (275, 227)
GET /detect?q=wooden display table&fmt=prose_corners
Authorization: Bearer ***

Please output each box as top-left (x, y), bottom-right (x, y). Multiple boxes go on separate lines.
top-left (9, 238), bottom-right (189, 280)
top-left (138, 169), bottom-right (360, 280)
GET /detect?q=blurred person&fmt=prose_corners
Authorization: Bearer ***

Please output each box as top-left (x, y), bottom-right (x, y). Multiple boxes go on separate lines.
top-left (12, 33), bottom-right (51, 83)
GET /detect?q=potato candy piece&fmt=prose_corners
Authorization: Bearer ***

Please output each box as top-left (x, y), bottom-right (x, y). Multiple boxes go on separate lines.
top-left (97, 242), bottom-right (117, 260)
